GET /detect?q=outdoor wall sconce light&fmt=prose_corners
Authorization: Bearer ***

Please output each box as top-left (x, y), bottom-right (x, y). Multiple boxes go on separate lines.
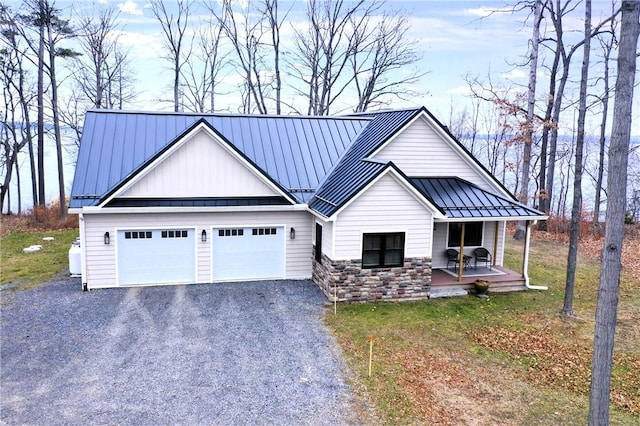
top-left (290, 227), bottom-right (296, 240)
top-left (201, 230), bottom-right (207, 243)
top-left (104, 232), bottom-right (110, 245)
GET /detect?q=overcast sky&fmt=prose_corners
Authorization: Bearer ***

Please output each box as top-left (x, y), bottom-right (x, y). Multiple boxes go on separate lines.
top-left (6, 0), bottom-right (638, 134)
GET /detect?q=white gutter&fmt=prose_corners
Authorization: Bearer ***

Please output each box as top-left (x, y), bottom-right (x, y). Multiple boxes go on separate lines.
top-left (523, 220), bottom-right (547, 290)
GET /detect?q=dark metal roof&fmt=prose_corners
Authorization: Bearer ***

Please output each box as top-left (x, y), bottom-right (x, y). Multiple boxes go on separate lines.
top-left (309, 108), bottom-right (422, 216)
top-left (105, 197), bottom-right (291, 208)
top-left (70, 111), bottom-right (370, 208)
top-left (410, 177), bottom-right (545, 218)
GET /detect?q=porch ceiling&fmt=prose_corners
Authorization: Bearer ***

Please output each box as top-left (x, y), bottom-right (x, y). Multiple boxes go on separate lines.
top-left (410, 177), bottom-right (545, 219)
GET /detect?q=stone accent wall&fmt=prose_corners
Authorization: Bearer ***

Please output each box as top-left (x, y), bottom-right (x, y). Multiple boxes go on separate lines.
top-left (312, 248), bottom-right (432, 302)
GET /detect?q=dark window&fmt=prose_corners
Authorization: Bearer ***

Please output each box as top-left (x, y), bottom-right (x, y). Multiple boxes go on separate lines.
top-left (448, 222), bottom-right (483, 247)
top-left (362, 232), bottom-right (405, 268)
top-left (146, 232), bottom-right (152, 239)
top-left (315, 223), bottom-right (323, 263)
top-left (125, 231), bottom-right (131, 239)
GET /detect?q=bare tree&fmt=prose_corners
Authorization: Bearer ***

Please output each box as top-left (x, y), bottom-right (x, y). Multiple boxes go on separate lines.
top-left (291, 0), bottom-right (381, 115)
top-left (150, 0), bottom-right (192, 112)
top-left (180, 18), bottom-right (227, 113)
top-left (0, 3), bottom-right (37, 209)
top-left (350, 11), bottom-right (424, 112)
top-left (74, 4), bottom-right (134, 109)
top-left (592, 14), bottom-right (617, 228)
top-left (588, 1), bottom-right (639, 423)
top-left (562, 0), bottom-right (591, 318)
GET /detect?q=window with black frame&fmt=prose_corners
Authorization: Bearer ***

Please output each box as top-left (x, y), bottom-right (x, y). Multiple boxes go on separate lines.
top-left (447, 222), bottom-right (483, 247)
top-left (362, 232), bottom-right (405, 268)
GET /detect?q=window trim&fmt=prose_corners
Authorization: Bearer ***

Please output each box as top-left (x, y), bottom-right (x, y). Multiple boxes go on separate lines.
top-left (447, 222), bottom-right (484, 248)
top-left (315, 222), bottom-right (323, 263)
top-left (361, 232), bottom-right (405, 269)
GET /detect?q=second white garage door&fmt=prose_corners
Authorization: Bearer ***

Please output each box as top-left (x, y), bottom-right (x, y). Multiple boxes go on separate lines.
top-left (212, 226), bottom-right (285, 281)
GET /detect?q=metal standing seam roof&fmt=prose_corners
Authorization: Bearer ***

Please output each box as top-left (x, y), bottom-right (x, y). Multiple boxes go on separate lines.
top-left (70, 111), bottom-right (371, 208)
top-left (410, 177), bottom-right (545, 218)
top-left (309, 108), bottom-right (423, 217)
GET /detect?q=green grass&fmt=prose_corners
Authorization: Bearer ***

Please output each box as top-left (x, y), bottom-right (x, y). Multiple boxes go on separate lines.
top-left (1, 228), bottom-right (79, 290)
top-left (326, 237), bottom-right (640, 425)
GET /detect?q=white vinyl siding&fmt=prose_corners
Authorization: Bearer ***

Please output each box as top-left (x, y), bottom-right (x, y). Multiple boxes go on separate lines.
top-left (82, 210), bottom-right (311, 289)
top-left (431, 220), bottom-right (505, 269)
top-left (333, 173), bottom-right (432, 260)
top-left (373, 117), bottom-right (495, 191)
top-left (121, 129), bottom-right (278, 198)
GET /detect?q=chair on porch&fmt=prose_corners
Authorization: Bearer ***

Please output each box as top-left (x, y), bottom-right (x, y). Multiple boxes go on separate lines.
top-left (446, 249), bottom-right (471, 270)
top-left (473, 247), bottom-right (493, 270)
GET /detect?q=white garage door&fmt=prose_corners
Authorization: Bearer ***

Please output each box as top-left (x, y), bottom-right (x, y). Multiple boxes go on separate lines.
top-left (212, 226), bottom-right (285, 281)
top-left (117, 229), bottom-right (196, 285)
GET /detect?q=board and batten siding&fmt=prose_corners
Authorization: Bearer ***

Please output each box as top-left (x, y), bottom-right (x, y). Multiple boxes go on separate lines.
top-left (431, 220), bottom-right (505, 269)
top-left (121, 130), bottom-right (278, 198)
top-left (82, 210), bottom-right (312, 288)
top-left (373, 117), bottom-right (494, 191)
top-left (333, 173), bottom-right (432, 260)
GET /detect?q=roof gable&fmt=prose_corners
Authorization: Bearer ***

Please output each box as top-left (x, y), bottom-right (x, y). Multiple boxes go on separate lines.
top-left (371, 110), bottom-right (511, 197)
top-left (114, 123), bottom-right (284, 201)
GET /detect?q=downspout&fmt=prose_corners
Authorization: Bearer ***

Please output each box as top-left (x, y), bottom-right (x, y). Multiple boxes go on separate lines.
top-left (523, 219), bottom-right (547, 290)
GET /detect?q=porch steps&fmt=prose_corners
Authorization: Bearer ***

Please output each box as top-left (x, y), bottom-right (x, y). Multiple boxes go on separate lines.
top-left (429, 288), bottom-right (469, 298)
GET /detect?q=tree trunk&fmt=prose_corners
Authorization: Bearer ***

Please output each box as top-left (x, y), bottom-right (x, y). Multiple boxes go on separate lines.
top-left (515, 0), bottom-right (543, 240)
top-left (593, 31), bottom-right (614, 228)
top-left (563, 0), bottom-right (591, 317)
top-left (588, 2), bottom-right (639, 423)
top-left (47, 20), bottom-right (67, 219)
top-left (36, 0), bottom-right (45, 206)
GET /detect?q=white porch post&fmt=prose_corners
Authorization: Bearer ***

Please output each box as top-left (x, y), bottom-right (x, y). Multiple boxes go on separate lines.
top-left (458, 222), bottom-right (466, 282)
top-left (493, 221), bottom-right (499, 266)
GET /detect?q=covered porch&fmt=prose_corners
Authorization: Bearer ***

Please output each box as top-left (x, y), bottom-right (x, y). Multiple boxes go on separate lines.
top-left (409, 177), bottom-right (548, 297)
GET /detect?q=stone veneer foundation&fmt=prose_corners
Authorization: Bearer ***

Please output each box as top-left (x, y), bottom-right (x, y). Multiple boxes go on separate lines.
top-left (312, 251), bottom-right (432, 302)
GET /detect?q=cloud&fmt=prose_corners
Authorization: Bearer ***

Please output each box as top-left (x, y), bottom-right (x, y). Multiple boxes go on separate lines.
top-left (118, 0), bottom-right (143, 16)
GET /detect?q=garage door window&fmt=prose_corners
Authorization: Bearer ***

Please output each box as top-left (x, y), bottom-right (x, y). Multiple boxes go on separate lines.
top-left (218, 228), bottom-right (244, 237)
top-left (252, 227), bottom-right (277, 235)
top-left (124, 231), bottom-right (152, 239)
top-left (161, 230), bottom-right (189, 238)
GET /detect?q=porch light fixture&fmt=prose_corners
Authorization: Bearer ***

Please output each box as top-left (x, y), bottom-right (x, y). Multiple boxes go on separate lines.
top-left (201, 230), bottom-right (207, 242)
top-left (104, 232), bottom-right (110, 245)
top-left (290, 227), bottom-right (296, 240)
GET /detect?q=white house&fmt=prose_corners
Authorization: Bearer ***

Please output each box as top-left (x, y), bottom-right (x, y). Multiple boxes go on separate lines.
top-left (69, 107), bottom-right (546, 300)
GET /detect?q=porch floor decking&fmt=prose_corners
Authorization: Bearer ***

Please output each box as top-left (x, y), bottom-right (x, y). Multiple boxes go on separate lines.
top-left (431, 265), bottom-right (526, 295)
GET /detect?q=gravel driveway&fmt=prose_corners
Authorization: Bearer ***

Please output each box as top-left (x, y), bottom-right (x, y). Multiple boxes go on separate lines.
top-left (1, 278), bottom-right (365, 425)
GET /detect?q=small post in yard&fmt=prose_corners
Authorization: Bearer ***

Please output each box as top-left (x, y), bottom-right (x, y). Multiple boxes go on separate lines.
top-left (368, 336), bottom-right (374, 377)
top-left (334, 281), bottom-right (337, 315)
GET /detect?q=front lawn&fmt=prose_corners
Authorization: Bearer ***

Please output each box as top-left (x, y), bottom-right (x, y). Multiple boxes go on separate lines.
top-left (326, 234), bottom-right (640, 425)
top-left (1, 228), bottom-right (79, 290)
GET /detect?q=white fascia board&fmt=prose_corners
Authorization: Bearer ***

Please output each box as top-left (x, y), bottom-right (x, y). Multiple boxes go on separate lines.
top-left (307, 207), bottom-right (336, 222)
top-left (369, 111), bottom-right (512, 199)
top-left (99, 122), bottom-right (296, 207)
top-left (79, 204), bottom-right (309, 215)
top-left (328, 167), bottom-right (446, 220)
